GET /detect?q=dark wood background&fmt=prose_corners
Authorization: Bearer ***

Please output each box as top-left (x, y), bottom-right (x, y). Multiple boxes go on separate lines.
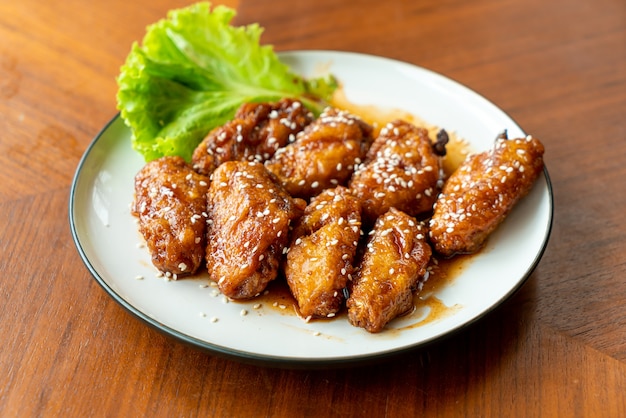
top-left (1, 0), bottom-right (625, 416)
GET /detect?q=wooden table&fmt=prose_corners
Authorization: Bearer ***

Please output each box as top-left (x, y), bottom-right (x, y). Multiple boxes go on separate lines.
top-left (2, 0), bottom-right (625, 416)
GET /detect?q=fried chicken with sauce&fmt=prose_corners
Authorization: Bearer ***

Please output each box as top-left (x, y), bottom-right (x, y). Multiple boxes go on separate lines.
top-left (429, 134), bottom-right (545, 257)
top-left (132, 156), bottom-right (210, 277)
top-left (347, 207), bottom-right (432, 333)
top-left (192, 99), bottom-right (314, 176)
top-left (265, 107), bottom-right (373, 199)
top-left (206, 161), bottom-right (306, 299)
top-left (349, 120), bottom-right (441, 225)
top-left (284, 186), bottom-right (362, 319)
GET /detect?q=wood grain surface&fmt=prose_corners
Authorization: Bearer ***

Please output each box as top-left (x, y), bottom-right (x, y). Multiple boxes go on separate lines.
top-left (1, 0), bottom-right (625, 416)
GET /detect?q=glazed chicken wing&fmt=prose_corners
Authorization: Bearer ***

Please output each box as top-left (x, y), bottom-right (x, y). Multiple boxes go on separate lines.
top-left (349, 120), bottom-right (441, 224)
top-left (132, 156), bottom-right (210, 277)
top-left (347, 207), bottom-right (432, 333)
top-left (192, 99), bottom-right (314, 176)
top-left (206, 161), bottom-right (306, 299)
top-left (265, 107), bottom-right (373, 199)
top-left (284, 186), bottom-right (362, 319)
top-left (429, 133), bottom-right (545, 257)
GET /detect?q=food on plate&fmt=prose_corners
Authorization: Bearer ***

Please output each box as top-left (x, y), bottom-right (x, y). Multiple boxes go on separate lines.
top-left (347, 208), bottom-right (432, 333)
top-left (349, 120), bottom-right (443, 224)
top-left (132, 156), bottom-right (210, 277)
top-left (265, 107), bottom-right (374, 199)
top-left (121, 5), bottom-right (548, 333)
top-left (205, 160), bottom-right (306, 299)
top-left (128, 99), bottom-right (547, 331)
top-left (130, 101), bottom-right (546, 332)
top-left (429, 132), bottom-right (545, 256)
top-left (191, 98), bottom-right (314, 176)
top-left (284, 186), bottom-right (362, 319)
top-left (116, 3), bottom-right (337, 162)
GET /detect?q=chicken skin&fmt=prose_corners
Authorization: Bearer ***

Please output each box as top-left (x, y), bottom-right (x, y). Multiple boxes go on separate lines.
top-left (205, 161), bottom-right (306, 299)
top-left (349, 120), bottom-right (441, 225)
top-left (429, 133), bottom-right (545, 257)
top-left (132, 156), bottom-right (210, 277)
top-left (192, 99), bottom-right (314, 176)
top-left (347, 208), bottom-right (432, 333)
top-left (284, 186), bottom-right (362, 319)
top-left (265, 107), bottom-right (373, 199)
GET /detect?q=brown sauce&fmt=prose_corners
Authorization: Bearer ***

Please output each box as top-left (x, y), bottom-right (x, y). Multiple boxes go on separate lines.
top-left (231, 252), bottom-right (476, 330)
top-left (399, 254), bottom-right (474, 329)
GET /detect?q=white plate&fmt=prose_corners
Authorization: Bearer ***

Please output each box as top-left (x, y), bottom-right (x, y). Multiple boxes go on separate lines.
top-left (70, 51), bottom-right (553, 367)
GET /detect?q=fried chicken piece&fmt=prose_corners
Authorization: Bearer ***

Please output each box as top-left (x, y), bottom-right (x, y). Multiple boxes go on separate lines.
top-left (284, 186), bottom-right (362, 319)
top-left (206, 161), bottom-right (306, 299)
top-left (429, 133), bottom-right (545, 257)
top-left (192, 99), bottom-right (314, 176)
top-left (347, 208), bottom-right (432, 333)
top-left (132, 156), bottom-right (210, 277)
top-left (265, 107), bottom-right (373, 199)
top-left (349, 120), bottom-right (441, 225)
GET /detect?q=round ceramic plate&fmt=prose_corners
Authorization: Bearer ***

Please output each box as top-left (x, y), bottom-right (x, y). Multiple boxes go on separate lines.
top-left (70, 50), bottom-right (553, 367)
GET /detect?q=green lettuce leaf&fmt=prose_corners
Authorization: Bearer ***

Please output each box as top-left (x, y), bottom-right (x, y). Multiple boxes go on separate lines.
top-left (117, 2), bottom-right (337, 162)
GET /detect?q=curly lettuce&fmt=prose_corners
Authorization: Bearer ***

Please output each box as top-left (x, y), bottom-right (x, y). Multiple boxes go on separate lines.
top-left (117, 2), bottom-right (337, 162)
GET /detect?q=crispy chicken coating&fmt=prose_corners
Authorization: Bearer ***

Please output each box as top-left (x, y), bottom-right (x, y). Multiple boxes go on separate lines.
top-left (284, 186), bottom-right (362, 319)
top-left (265, 107), bottom-right (373, 199)
top-left (206, 161), bottom-right (306, 299)
top-left (347, 208), bottom-right (432, 333)
top-left (349, 120), bottom-right (441, 225)
top-left (429, 134), bottom-right (545, 257)
top-left (192, 99), bottom-right (314, 176)
top-left (132, 156), bottom-right (210, 277)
